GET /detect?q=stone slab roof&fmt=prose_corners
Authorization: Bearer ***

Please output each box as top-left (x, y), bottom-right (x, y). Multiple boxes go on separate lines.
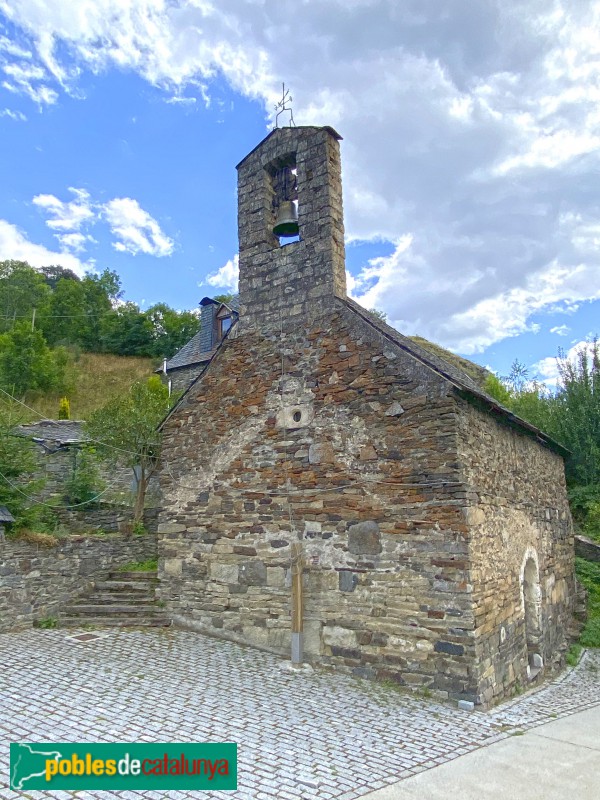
top-left (15, 420), bottom-right (86, 448)
top-left (341, 297), bottom-right (569, 456)
top-left (165, 331), bottom-right (214, 371)
top-left (165, 299), bottom-right (239, 372)
top-left (0, 505), bottom-right (15, 523)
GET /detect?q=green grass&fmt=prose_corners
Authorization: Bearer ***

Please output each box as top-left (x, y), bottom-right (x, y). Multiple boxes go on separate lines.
top-left (34, 616), bottom-right (58, 629)
top-left (408, 335), bottom-right (491, 389)
top-left (566, 643), bottom-right (583, 666)
top-left (118, 558), bottom-right (158, 572)
top-left (576, 557), bottom-right (600, 648)
top-left (26, 352), bottom-right (156, 420)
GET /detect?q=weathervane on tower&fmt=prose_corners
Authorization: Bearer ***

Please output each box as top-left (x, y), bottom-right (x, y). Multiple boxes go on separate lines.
top-left (274, 83), bottom-right (295, 128)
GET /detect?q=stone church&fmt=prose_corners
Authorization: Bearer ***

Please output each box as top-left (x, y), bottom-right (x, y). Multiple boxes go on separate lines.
top-left (157, 125), bottom-right (575, 708)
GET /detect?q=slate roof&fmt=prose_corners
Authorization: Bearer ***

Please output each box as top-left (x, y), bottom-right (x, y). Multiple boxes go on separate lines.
top-left (165, 331), bottom-right (213, 371)
top-left (15, 420), bottom-right (86, 448)
top-left (0, 505), bottom-right (15, 523)
top-left (341, 297), bottom-right (569, 456)
top-left (165, 299), bottom-right (239, 371)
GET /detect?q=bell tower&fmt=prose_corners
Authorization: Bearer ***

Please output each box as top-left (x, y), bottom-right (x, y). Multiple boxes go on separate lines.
top-left (236, 125), bottom-right (346, 331)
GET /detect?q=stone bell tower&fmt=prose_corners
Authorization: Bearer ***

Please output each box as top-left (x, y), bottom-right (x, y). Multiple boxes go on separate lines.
top-left (236, 125), bottom-right (346, 331)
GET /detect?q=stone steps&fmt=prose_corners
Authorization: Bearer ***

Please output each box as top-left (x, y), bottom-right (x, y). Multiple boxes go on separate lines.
top-left (60, 570), bottom-right (170, 629)
top-left (90, 593), bottom-right (154, 604)
top-left (65, 603), bottom-right (159, 616)
top-left (61, 616), bottom-right (169, 628)
top-left (95, 580), bottom-right (156, 592)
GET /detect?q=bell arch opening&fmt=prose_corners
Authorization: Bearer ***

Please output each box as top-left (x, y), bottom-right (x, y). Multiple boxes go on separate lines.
top-left (522, 552), bottom-right (543, 677)
top-left (267, 154), bottom-right (300, 247)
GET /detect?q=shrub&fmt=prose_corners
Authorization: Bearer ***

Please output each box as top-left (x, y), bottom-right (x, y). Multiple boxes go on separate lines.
top-left (64, 448), bottom-right (105, 506)
top-left (576, 557), bottom-right (600, 648)
top-left (58, 396), bottom-right (71, 420)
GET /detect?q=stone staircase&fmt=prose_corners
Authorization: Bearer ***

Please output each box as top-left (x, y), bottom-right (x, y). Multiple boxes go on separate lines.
top-left (60, 570), bottom-right (170, 628)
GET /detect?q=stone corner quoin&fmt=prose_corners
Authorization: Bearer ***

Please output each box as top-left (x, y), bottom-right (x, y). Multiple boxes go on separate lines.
top-left (156, 124), bottom-right (576, 709)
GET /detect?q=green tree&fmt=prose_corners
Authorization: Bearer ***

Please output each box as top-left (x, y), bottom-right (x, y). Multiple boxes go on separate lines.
top-left (485, 340), bottom-right (600, 535)
top-left (0, 260), bottom-right (51, 333)
top-left (144, 303), bottom-right (200, 358)
top-left (86, 376), bottom-right (173, 521)
top-left (100, 302), bottom-right (155, 356)
top-left (551, 340), bottom-right (600, 487)
top-left (41, 277), bottom-right (87, 346)
top-left (483, 373), bottom-right (513, 407)
top-left (213, 293), bottom-right (236, 305)
top-left (0, 403), bottom-right (45, 528)
top-left (79, 270), bottom-right (122, 350)
top-left (0, 321), bottom-right (71, 398)
top-left (64, 447), bottom-right (105, 505)
top-left (40, 265), bottom-right (80, 289)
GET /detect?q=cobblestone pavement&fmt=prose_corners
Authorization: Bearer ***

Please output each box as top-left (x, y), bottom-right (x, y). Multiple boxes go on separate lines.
top-left (1, 628), bottom-right (599, 800)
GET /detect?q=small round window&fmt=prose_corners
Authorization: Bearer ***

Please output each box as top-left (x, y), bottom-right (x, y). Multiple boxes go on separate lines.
top-left (293, 411), bottom-right (302, 423)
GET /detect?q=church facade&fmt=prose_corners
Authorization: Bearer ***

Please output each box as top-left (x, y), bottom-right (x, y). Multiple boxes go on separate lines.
top-left (156, 125), bottom-right (575, 707)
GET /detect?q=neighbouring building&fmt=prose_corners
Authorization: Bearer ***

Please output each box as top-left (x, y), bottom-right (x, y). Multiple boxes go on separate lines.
top-left (156, 125), bottom-right (575, 707)
top-left (160, 297), bottom-right (239, 394)
top-left (15, 420), bottom-right (158, 532)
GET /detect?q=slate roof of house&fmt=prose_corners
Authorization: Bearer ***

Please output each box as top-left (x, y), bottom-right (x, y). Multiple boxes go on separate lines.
top-left (165, 331), bottom-right (213, 371)
top-left (165, 298), bottom-right (239, 371)
top-left (0, 505), bottom-right (15, 523)
top-left (341, 297), bottom-right (569, 456)
top-left (15, 420), bottom-right (86, 448)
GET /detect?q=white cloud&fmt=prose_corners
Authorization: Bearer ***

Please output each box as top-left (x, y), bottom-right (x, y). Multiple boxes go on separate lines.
top-left (0, 218), bottom-right (86, 275)
top-left (550, 324), bottom-right (570, 336)
top-left (0, 108), bottom-right (26, 121)
top-left (102, 197), bottom-right (174, 257)
top-left (56, 231), bottom-right (95, 253)
top-left (1, 61), bottom-right (58, 105)
top-left (3, 1), bottom-right (600, 351)
top-left (32, 187), bottom-right (94, 231)
top-left (204, 254), bottom-right (239, 293)
top-left (32, 187), bottom-right (173, 256)
top-left (0, 35), bottom-right (32, 60)
top-left (534, 338), bottom-right (598, 386)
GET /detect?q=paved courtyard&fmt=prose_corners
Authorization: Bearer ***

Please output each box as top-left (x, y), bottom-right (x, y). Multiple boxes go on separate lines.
top-left (1, 627), bottom-right (599, 800)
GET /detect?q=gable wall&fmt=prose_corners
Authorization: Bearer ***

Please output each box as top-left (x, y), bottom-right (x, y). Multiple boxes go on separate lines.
top-left (456, 399), bottom-right (575, 705)
top-left (166, 363), bottom-right (209, 394)
top-left (157, 308), bottom-right (482, 701)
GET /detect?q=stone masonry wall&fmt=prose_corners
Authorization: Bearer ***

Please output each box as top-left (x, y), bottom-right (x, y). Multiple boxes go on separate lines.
top-left (55, 505), bottom-right (159, 534)
top-left (21, 444), bottom-right (160, 533)
top-left (237, 126), bottom-right (346, 332)
top-left (0, 532), bottom-right (157, 632)
top-left (158, 304), bottom-right (481, 703)
top-left (26, 444), bottom-right (132, 503)
top-left (167, 363), bottom-right (208, 394)
top-left (457, 399), bottom-right (575, 705)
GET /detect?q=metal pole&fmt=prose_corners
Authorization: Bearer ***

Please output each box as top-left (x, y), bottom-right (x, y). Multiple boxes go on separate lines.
top-left (31, 307), bottom-right (36, 332)
top-left (291, 541), bottom-right (304, 665)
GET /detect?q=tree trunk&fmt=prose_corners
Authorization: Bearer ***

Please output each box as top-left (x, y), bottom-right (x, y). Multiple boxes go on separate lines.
top-left (133, 467), bottom-right (148, 523)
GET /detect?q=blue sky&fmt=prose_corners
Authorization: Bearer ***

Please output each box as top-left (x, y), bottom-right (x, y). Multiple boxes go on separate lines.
top-left (1, 0), bottom-right (599, 384)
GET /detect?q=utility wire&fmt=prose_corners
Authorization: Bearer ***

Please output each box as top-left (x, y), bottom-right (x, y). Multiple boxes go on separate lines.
top-left (0, 377), bottom-right (465, 504)
top-left (0, 386), bottom-right (145, 459)
top-left (0, 468), bottom-right (126, 510)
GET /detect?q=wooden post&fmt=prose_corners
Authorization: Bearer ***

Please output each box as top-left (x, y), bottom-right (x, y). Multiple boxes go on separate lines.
top-left (291, 541), bottom-right (304, 665)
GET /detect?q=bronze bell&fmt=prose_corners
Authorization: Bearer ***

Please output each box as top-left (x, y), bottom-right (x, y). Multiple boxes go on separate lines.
top-left (273, 200), bottom-right (299, 237)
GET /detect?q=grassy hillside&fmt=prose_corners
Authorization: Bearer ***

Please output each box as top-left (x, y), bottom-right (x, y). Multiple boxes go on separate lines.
top-left (26, 353), bottom-right (156, 420)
